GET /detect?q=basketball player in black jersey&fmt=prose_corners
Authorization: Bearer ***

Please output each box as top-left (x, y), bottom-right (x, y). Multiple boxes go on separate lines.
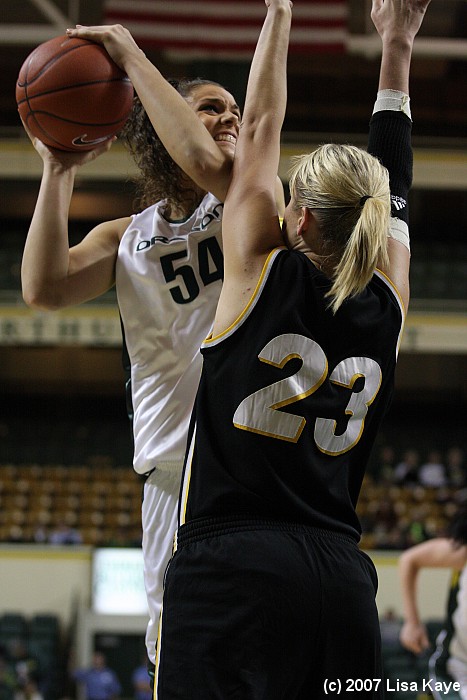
top-left (151, 1), bottom-right (432, 698)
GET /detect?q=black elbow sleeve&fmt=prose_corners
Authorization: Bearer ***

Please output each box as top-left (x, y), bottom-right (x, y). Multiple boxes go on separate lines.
top-left (368, 111), bottom-right (413, 225)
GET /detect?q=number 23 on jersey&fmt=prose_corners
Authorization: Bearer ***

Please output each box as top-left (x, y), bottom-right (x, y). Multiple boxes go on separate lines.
top-left (233, 333), bottom-right (382, 456)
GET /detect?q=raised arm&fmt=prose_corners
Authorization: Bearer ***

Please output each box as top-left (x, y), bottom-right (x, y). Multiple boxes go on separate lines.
top-left (21, 133), bottom-right (126, 310)
top-left (399, 538), bottom-right (467, 654)
top-left (372, 0), bottom-right (430, 93)
top-left (368, 0), bottom-right (431, 309)
top-left (210, 1), bottom-right (292, 335)
top-left (66, 24), bottom-right (233, 201)
top-left (224, 1), bottom-right (292, 264)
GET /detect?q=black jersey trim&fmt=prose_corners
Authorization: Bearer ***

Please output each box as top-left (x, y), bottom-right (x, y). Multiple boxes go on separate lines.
top-left (179, 423), bottom-right (196, 526)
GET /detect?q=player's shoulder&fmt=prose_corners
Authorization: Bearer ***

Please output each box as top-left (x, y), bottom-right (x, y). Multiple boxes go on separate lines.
top-left (84, 216), bottom-right (132, 245)
top-left (110, 216), bottom-right (133, 242)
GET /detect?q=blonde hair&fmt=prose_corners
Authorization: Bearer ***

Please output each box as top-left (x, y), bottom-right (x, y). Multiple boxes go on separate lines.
top-left (288, 144), bottom-right (391, 313)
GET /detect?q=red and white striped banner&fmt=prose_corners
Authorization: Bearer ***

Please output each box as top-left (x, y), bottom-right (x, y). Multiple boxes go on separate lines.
top-left (103, 0), bottom-right (348, 59)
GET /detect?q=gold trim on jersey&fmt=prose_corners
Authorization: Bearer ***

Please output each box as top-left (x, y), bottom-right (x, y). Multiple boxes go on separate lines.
top-left (374, 268), bottom-right (406, 357)
top-left (154, 606), bottom-right (163, 700)
top-left (202, 247), bottom-right (286, 348)
top-left (374, 267), bottom-right (406, 316)
top-left (316, 364), bottom-right (382, 457)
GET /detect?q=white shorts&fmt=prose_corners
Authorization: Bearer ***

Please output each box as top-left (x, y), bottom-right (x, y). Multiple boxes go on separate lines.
top-left (141, 467), bottom-right (181, 664)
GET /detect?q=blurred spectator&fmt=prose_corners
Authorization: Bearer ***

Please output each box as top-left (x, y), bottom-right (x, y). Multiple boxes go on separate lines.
top-left (377, 500), bottom-right (398, 530)
top-left (73, 652), bottom-right (121, 700)
top-left (48, 521), bottom-right (82, 545)
top-left (8, 641), bottom-right (40, 696)
top-left (375, 444), bottom-right (396, 484)
top-left (5, 527), bottom-right (26, 544)
top-left (14, 679), bottom-right (43, 700)
top-left (393, 449), bottom-right (421, 486)
top-left (418, 449), bottom-right (447, 488)
top-left (372, 501), bottom-right (399, 546)
top-left (32, 526), bottom-right (48, 544)
top-left (446, 446), bottom-right (466, 488)
top-left (379, 608), bottom-right (403, 649)
top-left (375, 526), bottom-right (407, 550)
top-left (131, 657), bottom-right (152, 700)
top-left (9, 642), bottom-right (35, 687)
top-left (404, 518), bottom-right (429, 547)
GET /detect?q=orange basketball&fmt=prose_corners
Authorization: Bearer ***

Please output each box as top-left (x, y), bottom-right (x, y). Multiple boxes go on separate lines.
top-left (16, 35), bottom-right (134, 152)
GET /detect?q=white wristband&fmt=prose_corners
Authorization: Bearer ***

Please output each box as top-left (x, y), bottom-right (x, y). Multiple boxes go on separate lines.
top-left (388, 217), bottom-right (410, 251)
top-left (373, 89), bottom-right (411, 120)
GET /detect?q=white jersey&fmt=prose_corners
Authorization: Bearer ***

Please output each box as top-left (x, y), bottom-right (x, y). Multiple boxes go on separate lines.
top-left (430, 565), bottom-right (467, 700)
top-left (116, 192), bottom-right (224, 475)
top-left (450, 566), bottom-right (467, 664)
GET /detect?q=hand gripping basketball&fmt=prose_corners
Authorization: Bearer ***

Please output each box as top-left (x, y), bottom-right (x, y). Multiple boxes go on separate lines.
top-left (16, 35), bottom-right (134, 152)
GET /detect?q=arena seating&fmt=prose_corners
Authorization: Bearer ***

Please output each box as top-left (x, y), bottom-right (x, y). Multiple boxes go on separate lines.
top-left (0, 464), bottom-right (143, 545)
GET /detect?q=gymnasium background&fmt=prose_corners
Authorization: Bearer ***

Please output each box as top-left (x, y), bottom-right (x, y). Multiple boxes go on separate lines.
top-left (0, 1), bottom-right (466, 699)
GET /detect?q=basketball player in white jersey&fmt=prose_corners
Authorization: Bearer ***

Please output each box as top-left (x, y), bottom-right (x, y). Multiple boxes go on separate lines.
top-left (21, 50), bottom-right (284, 673)
top-left (400, 504), bottom-right (467, 699)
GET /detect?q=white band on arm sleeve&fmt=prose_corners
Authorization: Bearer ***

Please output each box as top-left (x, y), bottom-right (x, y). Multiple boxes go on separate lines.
top-left (388, 217), bottom-right (410, 251)
top-left (373, 89), bottom-right (411, 120)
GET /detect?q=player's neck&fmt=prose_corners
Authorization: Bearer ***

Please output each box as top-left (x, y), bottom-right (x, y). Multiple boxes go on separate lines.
top-left (164, 190), bottom-right (206, 223)
top-left (303, 252), bottom-right (331, 276)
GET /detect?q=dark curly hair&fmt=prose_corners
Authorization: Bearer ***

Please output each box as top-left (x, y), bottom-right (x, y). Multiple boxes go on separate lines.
top-left (121, 77), bottom-right (225, 213)
top-left (447, 502), bottom-right (467, 548)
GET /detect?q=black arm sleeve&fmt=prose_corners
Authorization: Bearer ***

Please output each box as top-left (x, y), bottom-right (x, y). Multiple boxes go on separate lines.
top-left (367, 110), bottom-right (413, 226)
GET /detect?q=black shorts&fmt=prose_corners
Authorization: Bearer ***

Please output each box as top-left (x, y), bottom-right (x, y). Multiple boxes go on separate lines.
top-left (154, 517), bottom-right (383, 700)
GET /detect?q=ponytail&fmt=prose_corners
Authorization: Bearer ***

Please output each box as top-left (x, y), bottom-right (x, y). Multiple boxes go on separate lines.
top-left (288, 144), bottom-right (390, 313)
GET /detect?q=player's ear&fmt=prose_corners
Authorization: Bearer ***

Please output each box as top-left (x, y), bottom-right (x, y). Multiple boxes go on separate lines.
top-left (297, 207), bottom-right (310, 237)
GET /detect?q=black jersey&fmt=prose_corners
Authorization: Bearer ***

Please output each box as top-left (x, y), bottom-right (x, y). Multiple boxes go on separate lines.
top-left (179, 247), bottom-right (405, 540)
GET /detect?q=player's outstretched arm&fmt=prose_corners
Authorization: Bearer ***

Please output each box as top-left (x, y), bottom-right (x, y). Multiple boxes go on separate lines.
top-left (367, 0), bottom-right (431, 309)
top-left (372, 0), bottom-right (431, 94)
top-left (66, 24), bottom-right (232, 201)
top-left (237, 0), bottom-right (292, 185)
top-left (225, 1), bottom-right (292, 255)
top-left (212, 0), bottom-right (292, 336)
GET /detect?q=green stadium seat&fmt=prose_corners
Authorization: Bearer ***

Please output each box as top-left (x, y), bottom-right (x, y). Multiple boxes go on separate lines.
top-left (0, 612), bottom-right (28, 638)
top-left (30, 614), bottom-right (60, 638)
